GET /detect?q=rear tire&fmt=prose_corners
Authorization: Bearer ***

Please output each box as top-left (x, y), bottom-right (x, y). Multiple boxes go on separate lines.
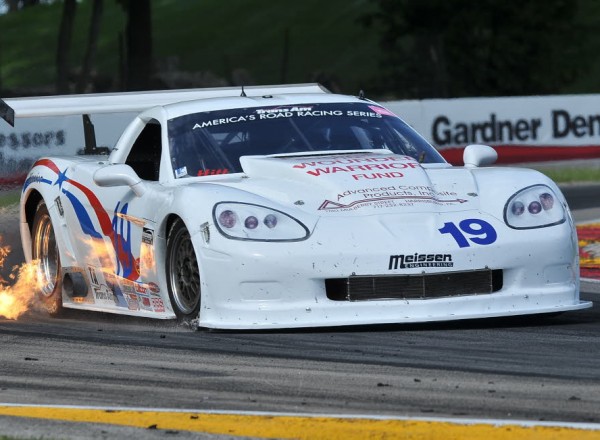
top-left (166, 219), bottom-right (201, 320)
top-left (31, 200), bottom-right (63, 316)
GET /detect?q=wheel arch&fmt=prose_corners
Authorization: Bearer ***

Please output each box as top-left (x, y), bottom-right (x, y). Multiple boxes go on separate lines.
top-left (20, 190), bottom-right (44, 262)
top-left (163, 213), bottom-right (182, 239)
top-left (24, 189), bottom-right (44, 232)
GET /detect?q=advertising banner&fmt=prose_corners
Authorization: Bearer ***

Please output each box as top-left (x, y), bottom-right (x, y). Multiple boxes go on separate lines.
top-left (384, 94), bottom-right (600, 164)
top-left (0, 113), bottom-right (133, 186)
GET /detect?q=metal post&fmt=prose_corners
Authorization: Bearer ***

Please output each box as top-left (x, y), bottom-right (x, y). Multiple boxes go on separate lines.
top-left (0, 32), bottom-right (3, 95)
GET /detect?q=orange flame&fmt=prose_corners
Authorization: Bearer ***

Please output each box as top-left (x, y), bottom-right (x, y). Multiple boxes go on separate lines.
top-left (0, 235), bottom-right (42, 320)
top-left (140, 241), bottom-right (154, 279)
top-left (81, 236), bottom-right (116, 272)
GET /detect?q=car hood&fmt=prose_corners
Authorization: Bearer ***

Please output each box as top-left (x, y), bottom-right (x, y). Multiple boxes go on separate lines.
top-left (215, 151), bottom-right (480, 215)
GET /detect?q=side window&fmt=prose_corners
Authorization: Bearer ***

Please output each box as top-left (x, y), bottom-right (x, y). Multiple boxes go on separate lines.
top-left (126, 120), bottom-right (162, 181)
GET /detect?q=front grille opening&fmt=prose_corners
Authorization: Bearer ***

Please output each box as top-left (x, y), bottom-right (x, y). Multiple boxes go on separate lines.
top-left (326, 269), bottom-right (503, 301)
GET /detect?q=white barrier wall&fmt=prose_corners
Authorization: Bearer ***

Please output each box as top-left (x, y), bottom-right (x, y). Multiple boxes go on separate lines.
top-left (384, 94), bottom-right (600, 164)
top-left (0, 113), bottom-right (134, 183)
top-left (0, 113), bottom-right (134, 159)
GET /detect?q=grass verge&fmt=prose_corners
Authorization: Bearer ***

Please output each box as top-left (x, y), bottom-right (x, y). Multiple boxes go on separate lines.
top-left (0, 189), bottom-right (20, 208)
top-left (539, 168), bottom-right (600, 184)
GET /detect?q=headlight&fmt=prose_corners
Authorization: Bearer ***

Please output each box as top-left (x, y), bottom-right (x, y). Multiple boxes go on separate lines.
top-left (213, 202), bottom-right (310, 241)
top-left (504, 184), bottom-right (566, 229)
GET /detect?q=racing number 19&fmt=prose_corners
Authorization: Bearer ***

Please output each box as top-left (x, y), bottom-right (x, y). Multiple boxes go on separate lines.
top-left (438, 219), bottom-right (497, 248)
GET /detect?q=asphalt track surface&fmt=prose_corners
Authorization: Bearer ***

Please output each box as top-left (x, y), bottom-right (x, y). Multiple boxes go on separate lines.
top-left (0, 185), bottom-right (599, 438)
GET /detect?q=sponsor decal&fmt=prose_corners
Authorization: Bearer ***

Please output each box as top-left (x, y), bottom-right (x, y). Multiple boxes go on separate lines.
top-left (148, 282), bottom-right (160, 294)
top-left (197, 168), bottom-right (229, 176)
top-left (345, 110), bottom-right (382, 118)
top-left (22, 174), bottom-right (52, 192)
top-left (134, 282), bottom-right (147, 294)
top-left (256, 107), bottom-right (381, 121)
top-left (368, 105), bottom-right (396, 117)
top-left (292, 155), bottom-right (413, 168)
top-left (389, 253), bottom-right (453, 270)
top-left (151, 297), bottom-right (165, 313)
top-left (139, 295), bottom-right (153, 311)
top-left (193, 115), bottom-right (257, 128)
top-left (55, 196), bottom-right (64, 217)
top-left (120, 279), bottom-right (136, 294)
top-left (101, 271), bottom-right (125, 307)
top-left (87, 266), bottom-right (100, 286)
top-left (93, 284), bottom-right (114, 301)
top-left (320, 195), bottom-right (466, 211)
top-left (350, 172), bottom-right (404, 180)
top-left (336, 185), bottom-right (453, 200)
top-left (292, 155), bottom-right (418, 180)
top-left (175, 166), bottom-right (188, 178)
top-left (142, 227), bottom-right (154, 245)
top-left (190, 106), bottom-right (384, 128)
top-left (125, 293), bottom-right (140, 311)
top-left (256, 106), bottom-right (313, 115)
top-left (319, 184), bottom-right (465, 211)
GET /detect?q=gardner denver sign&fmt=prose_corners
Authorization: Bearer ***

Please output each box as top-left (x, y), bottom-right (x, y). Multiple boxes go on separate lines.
top-left (431, 110), bottom-right (599, 146)
top-left (384, 94), bottom-right (600, 163)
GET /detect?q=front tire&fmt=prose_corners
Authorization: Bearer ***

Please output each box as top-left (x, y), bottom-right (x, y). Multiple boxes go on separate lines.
top-left (31, 200), bottom-right (63, 316)
top-left (166, 219), bottom-right (201, 320)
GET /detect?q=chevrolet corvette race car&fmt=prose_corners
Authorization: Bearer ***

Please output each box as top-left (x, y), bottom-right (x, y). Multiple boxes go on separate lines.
top-left (0, 84), bottom-right (591, 328)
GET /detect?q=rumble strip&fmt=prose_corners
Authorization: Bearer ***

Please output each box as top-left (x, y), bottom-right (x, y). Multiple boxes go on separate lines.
top-left (0, 404), bottom-right (599, 439)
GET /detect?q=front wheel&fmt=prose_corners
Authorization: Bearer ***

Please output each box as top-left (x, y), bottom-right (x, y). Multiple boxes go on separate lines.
top-left (166, 219), bottom-right (201, 320)
top-left (31, 200), bottom-right (63, 316)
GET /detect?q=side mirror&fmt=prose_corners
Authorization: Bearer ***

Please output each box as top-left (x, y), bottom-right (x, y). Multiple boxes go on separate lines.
top-left (93, 164), bottom-right (147, 197)
top-left (463, 144), bottom-right (498, 168)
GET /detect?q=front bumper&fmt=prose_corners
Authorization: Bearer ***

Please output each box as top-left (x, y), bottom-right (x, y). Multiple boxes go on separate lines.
top-left (196, 212), bottom-right (590, 329)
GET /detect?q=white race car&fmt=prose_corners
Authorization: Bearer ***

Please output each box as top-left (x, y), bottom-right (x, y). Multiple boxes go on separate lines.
top-left (1, 84), bottom-right (591, 328)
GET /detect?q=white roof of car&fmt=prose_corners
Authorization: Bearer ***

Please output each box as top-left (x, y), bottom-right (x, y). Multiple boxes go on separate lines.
top-left (160, 92), bottom-right (364, 120)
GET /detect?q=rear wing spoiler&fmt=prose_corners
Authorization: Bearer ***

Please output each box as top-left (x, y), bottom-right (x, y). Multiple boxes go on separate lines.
top-left (0, 83), bottom-right (329, 154)
top-left (0, 83), bottom-right (329, 127)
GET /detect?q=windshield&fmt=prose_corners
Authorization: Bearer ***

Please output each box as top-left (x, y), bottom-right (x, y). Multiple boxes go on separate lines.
top-left (168, 102), bottom-right (444, 178)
